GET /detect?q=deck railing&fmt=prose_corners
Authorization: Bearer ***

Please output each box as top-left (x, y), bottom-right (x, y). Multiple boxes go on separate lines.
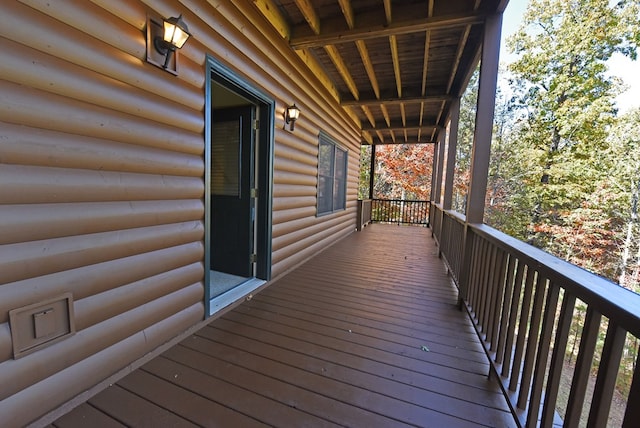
top-left (357, 199), bottom-right (430, 228)
top-left (431, 203), bottom-right (640, 428)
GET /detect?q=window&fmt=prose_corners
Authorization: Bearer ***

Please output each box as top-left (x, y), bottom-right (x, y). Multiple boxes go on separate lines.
top-left (317, 132), bottom-right (347, 215)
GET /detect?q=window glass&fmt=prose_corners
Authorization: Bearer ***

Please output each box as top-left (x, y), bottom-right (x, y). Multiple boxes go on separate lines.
top-left (317, 132), bottom-right (347, 215)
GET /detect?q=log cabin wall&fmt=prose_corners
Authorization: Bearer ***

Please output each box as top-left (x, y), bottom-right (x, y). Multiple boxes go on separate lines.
top-left (0, 0), bottom-right (360, 424)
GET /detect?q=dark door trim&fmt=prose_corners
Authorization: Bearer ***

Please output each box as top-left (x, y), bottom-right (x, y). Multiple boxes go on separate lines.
top-left (204, 55), bottom-right (274, 316)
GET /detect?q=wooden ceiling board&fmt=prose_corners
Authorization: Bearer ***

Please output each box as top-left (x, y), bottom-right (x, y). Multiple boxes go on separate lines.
top-left (254, 0), bottom-right (506, 144)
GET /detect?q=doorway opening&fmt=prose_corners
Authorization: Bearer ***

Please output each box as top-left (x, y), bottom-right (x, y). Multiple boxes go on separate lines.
top-left (205, 56), bottom-right (274, 315)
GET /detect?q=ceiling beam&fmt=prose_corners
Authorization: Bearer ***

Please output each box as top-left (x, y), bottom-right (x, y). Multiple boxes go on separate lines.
top-left (290, 13), bottom-right (484, 49)
top-left (294, 0), bottom-right (320, 34)
top-left (341, 94), bottom-right (453, 107)
top-left (362, 123), bottom-right (440, 132)
top-left (251, 0), bottom-right (341, 103)
top-left (356, 40), bottom-right (380, 99)
top-left (252, 0), bottom-right (291, 39)
top-left (418, 0), bottom-right (434, 142)
top-left (337, 0), bottom-right (354, 28)
top-left (372, 140), bottom-right (437, 145)
top-left (325, 45), bottom-right (360, 100)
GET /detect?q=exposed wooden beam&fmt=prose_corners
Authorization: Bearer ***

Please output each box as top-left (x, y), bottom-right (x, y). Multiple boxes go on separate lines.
top-left (362, 123), bottom-right (440, 132)
top-left (294, 0), bottom-right (320, 34)
top-left (372, 139), bottom-right (436, 145)
top-left (418, 103), bottom-right (428, 142)
top-left (390, 35), bottom-right (402, 98)
top-left (290, 13), bottom-right (484, 49)
top-left (252, 0), bottom-right (290, 39)
top-left (337, 0), bottom-right (354, 28)
top-left (436, 0), bottom-right (479, 126)
top-left (324, 44), bottom-right (359, 100)
top-left (420, 30), bottom-right (431, 97)
top-left (446, 26), bottom-right (471, 94)
top-left (344, 0), bottom-right (379, 101)
top-left (356, 40), bottom-right (380, 99)
top-left (383, 0), bottom-right (392, 23)
top-left (250, 0), bottom-right (341, 103)
top-left (361, 105), bottom-right (376, 127)
top-left (419, 0), bottom-right (434, 139)
top-left (361, 131), bottom-right (373, 144)
top-left (341, 94), bottom-right (452, 107)
top-left (291, 49), bottom-right (340, 102)
top-left (380, 104), bottom-right (391, 127)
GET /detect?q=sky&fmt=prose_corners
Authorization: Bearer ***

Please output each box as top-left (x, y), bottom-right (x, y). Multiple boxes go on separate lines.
top-left (500, 0), bottom-right (640, 114)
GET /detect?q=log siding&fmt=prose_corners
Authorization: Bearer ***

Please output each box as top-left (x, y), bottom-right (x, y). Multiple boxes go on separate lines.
top-left (0, 0), bottom-right (360, 425)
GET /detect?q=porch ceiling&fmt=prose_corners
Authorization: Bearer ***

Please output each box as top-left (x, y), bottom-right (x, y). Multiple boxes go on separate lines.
top-left (253, 0), bottom-right (509, 145)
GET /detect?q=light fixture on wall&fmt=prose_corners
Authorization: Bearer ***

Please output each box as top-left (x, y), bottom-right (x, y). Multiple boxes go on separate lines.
top-left (146, 14), bottom-right (191, 74)
top-left (284, 103), bottom-right (300, 131)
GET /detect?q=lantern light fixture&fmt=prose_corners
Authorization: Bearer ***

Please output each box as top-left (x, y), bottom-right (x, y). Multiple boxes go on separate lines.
top-left (284, 103), bottom-right (300, 131)
top-left (146, 13), bottom-right (191, 74)
top-left (154, 14), bottom-right (191, 69)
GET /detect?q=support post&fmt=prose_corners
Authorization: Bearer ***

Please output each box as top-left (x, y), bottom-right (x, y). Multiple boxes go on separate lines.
top-left (442, 98), bottom-right (460, 211)
top-left (465, 12), bottom-right (502, 224)
top-left (458, 12), bottom-right (502, 305)
top-left (434, 130), bottom-right (446, 205)
top-left (368, 144), bottom-right (376, 200)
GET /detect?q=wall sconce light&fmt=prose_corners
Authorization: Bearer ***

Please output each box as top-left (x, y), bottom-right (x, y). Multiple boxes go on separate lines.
top-left (146, 14), bottom-right (191, 74)
top-left (284, 103), bottom-right (300, 131)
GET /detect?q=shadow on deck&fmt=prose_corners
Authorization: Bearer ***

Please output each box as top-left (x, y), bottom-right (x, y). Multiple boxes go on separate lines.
top-left (53, 224), bottom-right (516, 427)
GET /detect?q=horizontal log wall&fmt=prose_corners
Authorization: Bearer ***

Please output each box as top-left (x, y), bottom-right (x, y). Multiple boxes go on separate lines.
top-left (0, 0), bottom-right (360, 425)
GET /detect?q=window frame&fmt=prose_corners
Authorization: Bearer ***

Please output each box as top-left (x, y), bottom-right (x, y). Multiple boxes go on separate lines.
top-left (317, 131), bottom-right (348, 216)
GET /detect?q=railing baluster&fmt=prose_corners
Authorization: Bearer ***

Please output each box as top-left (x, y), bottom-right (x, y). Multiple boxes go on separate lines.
top-left (489, 249), bottom-right (508, 352)
top-left (496, 255), bottom-right (516, 365)
top-left (485, 245), bottom-right (502, 342)
top-left (527, 282), bottom-right (560, 427)
top-left (510, 266), bottom-right (535, 393)
top-left (587, 321), bottom-right (626, 428)
top-left (518, 274), bottom-right (549, 409)
top-left (541, 292), bottom-right (576, 427)
top-left (502, 259), bottom-right (526, 378)
top-left (476, 238), bottom-right (491, 328)
top-left (436, 220), bottom-right (640, 427)
top-left (623, 352), bottom-right (640, 428)
top-left (366, 199), bottom-right (430, 226)
top-left (468, 233), bottom-right (481, 312)
top-left (565, 307), bottom-right (602, 427)
top-left (482, 239), bottom-right (496, 334)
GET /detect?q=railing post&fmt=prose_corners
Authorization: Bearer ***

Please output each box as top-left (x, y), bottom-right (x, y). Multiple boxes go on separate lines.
top-left (465, 12), bottom-right (502, 224)
top-left (368, 144), bottom-right (376, 200)
top-left (623, 352), bottom-right (640, 427)
top-left (458, 12), bottom-right (502, 307)
top-left (457, 224), bottom-right (473, 306)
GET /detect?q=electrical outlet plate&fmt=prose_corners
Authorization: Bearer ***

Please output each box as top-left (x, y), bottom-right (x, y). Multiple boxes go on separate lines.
top-left (9, 293), bottom-right (75, 359)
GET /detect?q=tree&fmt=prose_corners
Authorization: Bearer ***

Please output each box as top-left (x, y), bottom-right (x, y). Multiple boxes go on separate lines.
top-left (358, 145), bottom-right (372, 199)
top-left (372, 143), bottom-right (433, 200)
top-left (609, 108), bottom-right (640, 292)
top-left (452, 67), bottom-right (480, 214)
top-left (503, 0), bottom-right (639, 260)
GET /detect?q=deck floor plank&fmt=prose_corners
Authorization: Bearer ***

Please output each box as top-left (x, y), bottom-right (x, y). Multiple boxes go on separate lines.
top-left (55, 224), bottom-right (516, 427)
top-left (89, 384), bottom-right (198, 427)
top-left (52, 403), bottom-right (126, 428)
top-left (117, 369), bottom-right (270, 427)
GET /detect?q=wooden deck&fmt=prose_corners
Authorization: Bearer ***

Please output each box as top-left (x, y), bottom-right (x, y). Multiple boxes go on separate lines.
top-left (52, 224), bottom-right (515, 428)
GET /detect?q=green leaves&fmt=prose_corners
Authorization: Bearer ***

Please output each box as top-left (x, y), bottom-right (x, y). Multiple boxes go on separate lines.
top-left (487, 0), bottom-right (640, 291)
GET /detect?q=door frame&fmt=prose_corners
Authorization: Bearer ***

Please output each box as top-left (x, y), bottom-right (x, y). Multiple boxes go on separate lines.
top-left (204, 54), bottom-right (274, 316)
